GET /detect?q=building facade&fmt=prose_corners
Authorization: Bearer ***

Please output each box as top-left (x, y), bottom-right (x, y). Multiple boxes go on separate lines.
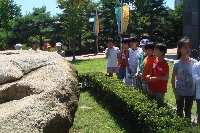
top-left (183, 0), bottom-right (200, 50)
top-left (175, 0), bottom-right (183, 8)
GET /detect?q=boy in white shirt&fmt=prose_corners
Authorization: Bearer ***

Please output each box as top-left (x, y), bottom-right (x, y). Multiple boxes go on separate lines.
top-left (105, 38), bottom-right (120, 77)
top-left (125, 36), bottom-right (143, 87)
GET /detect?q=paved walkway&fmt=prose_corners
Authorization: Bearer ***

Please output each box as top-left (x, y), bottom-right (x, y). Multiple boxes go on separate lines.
top-left (65, 52), bottom-right (105, 61)
top-left (66, 48), bottom-right (177, 61)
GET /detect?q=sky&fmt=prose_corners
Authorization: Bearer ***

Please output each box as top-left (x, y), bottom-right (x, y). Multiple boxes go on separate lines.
top-left (14, 0), bottom-right (174, 16)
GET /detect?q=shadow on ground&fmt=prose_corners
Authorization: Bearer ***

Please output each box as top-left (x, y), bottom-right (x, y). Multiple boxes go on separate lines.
top-left (80, 88), bottom-right (138, 133)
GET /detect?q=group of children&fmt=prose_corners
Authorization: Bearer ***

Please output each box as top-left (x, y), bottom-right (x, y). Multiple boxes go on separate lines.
top-left (105, 35), bottom-right (200, 123)
top-left (14, 40), bottom-right (65, 57)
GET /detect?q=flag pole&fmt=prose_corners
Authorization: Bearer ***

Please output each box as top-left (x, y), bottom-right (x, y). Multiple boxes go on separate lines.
top-left (96, 8), bottom-right (98, 54)
top-left (120, 0), bottom-right (123, 51)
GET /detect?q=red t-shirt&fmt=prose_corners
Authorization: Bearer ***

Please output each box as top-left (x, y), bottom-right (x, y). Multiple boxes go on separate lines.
top-left (148, 59), bottom-right (169, 93)
top-left (119, 49), bottom-right (127, 68)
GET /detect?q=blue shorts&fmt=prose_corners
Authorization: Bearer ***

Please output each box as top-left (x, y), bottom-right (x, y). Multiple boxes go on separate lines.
top-left (196, 99), bottom-right (200, 115)
top-left (118, 67), bottom-right (126, 79)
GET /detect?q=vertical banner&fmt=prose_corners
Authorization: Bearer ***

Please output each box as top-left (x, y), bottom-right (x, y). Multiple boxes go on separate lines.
top-left (93, 16), bottom-right (96, 36)
top-left (121, 5), bottom-right (129, 34)
top-left (96, 15), bottom-right (99, 36)
top-left (93, 16), bottom-right (100, 36)
top-left (115, 7), bottom-right (121, 35)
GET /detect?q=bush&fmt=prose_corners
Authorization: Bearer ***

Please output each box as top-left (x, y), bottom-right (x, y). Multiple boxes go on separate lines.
top-left (166, 43), bottom-right (177, 49)
top-left (65, 48), bottom-right (96, 56)
top-left (78, 72), bottom-right (200, 133)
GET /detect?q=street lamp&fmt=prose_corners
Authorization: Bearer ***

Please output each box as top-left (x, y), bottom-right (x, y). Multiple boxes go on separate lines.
top-left (91, 7), bottom-right (102, 54)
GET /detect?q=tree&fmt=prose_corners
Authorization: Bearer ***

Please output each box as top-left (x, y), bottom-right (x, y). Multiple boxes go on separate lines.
top-left (0, 0), bottom-right (21, 49)
top-left (165, 2), bottom-right (183, 43)
top-left (133, 0), bottom-right (167, 41)
top-left (10, 6), bottom-right (60, 49)
top-left (57, 0), bottom-right (90, 60)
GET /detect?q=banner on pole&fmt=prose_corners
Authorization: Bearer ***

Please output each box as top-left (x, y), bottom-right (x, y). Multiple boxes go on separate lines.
top-left (115, 7), bottom-right (121, 35)
top-left (93, 16), bottom-right (100, 36)
top-left (121, 5), bottom-right (129, 34)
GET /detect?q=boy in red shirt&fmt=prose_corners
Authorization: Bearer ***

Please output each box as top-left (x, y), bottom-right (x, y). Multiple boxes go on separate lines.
top-left (118, 38), bottom-right (129, 80)
top-left (146, 43), bottom-right (169, 104)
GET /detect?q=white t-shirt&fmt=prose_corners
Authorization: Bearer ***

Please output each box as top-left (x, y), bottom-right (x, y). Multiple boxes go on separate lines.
top-left (105, 47), bottom-right (120, 67)
top-left (29, 48), bottom-right (41, 51)
top-left (128, 47), bottom-right (143, 73)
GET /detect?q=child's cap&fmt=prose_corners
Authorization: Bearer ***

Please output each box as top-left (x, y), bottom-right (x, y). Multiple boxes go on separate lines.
top-left (121, 38), bottom-right (129, 43)
top-left (14, 44), bottom-right (22, 50)
top-left (56, 42), bottom-right (62, 46)
top-left (140, 39), bottom-right (150, 46)
top-left (44, 43), bottom-right (51, 49)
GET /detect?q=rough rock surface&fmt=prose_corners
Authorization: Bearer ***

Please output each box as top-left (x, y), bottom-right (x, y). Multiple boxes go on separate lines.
top-left (0, 50), bottom-right (79, 133)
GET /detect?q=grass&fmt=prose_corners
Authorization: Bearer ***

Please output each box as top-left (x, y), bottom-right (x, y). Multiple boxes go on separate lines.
top-left (71, 58), bottom-right (107, 73)
top-left (70, 58), bottom-right (197, 132)
top-left (70, 58), bottom-right (130, 132)
top-left (69, 91), bottom-right (127, 133)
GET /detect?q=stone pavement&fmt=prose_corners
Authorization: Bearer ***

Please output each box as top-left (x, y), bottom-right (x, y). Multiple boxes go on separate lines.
top-left (65, 52), bottom-right (105, 61)
top-left (65, 48), bottom-right (177, 61)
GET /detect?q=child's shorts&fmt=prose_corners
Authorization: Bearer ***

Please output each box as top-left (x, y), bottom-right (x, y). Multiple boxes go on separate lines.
top-left (107, 67), bottom-right (119, 73)
top-left (118, 67), bottom-right (126, 79)
top-left (196, 99), bottom-right (200, 115)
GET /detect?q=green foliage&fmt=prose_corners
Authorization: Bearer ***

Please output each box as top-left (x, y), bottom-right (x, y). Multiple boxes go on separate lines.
top-left (57, 0), bottom-right (89, 40)
top-left (10, 6), bottom-right (61, 49)
top-left (0, 0), bottom-right (183, 52)
top-left (133, 0), bottom-right (167, 42)
top-left (0, 31), bottom-right (6, 50)
top-left (161, 2), bottom-right (183, 43)
top-left (78, 72), bottom-right (200, 132)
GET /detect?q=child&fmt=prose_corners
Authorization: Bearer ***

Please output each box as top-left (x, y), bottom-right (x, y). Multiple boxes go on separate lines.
top-left (105, 38), bottom-right (120, 77)
top-left (56, 42), bottom-right (65, 57)
top-left (141, 42), bottom-right (156, 93)
top-left (135, 38), bottom-right (150, 90)
top-left (118, 38), bottom-right (129, 80)
top-left (171, 36), bottom-right (197, 121)
top-left (146, 43), bottom-right (169, 104)
top-left (29, 40), bottom-right (40, 51)
top-left (125, 36), bottom-right (143, 87)
top-left (192, 61), bottom-right (200, 124)
top-left (43, 43), bottom-right (51, 52)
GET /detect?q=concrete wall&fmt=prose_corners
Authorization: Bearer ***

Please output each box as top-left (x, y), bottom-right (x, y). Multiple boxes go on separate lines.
top-left (183, 0), bottom-right (200, 50)
top-left (175, 0), bottom-right (183, 8)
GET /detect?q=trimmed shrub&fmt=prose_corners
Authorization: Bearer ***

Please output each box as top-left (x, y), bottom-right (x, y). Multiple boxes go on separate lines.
top-left (78, 72), bottom-right (200, 133)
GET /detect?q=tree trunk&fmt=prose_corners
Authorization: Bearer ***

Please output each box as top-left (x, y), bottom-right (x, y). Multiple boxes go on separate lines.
top-left (79, 33), bottom-right (81, 49)
top-left (72, 39), bottom-right (76, 61)
top-left (39, 34), bottom-right (43, 50)
top-left (6, 30), bottom-right (8, 50)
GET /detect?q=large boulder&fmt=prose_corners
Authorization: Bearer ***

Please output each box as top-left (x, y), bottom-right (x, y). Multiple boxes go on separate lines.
top-left (0, 50), bottom-right (79, 133)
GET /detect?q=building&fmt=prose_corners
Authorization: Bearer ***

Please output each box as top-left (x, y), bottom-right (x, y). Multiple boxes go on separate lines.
top-left (174, 0), bottom-right (183, 8)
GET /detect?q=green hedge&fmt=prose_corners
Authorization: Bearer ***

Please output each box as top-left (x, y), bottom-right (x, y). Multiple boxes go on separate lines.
top-left (78, 72), bottom-right (199, 133)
